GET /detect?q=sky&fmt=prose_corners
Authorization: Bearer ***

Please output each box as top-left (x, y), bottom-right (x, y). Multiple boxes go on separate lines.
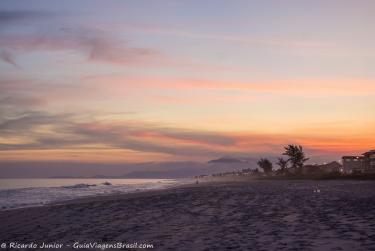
top-left (0, 0), bottom-right (374, 166)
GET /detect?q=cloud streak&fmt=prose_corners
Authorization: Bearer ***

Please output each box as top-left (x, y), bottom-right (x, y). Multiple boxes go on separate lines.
top-left (88, 75), bottom-right (375, 97)
top-left (0, 10), bottom-right (159, 67)
top-left (0, 29), bottom-right (159, 66)
top-left (0, 10), bottom-right (55, 25)
top-left (109, 23), bottom-right (331, 49)
top-left (0, 50), bottom-right (18, 68)
top-left (1, 110), bottom-right (373, 161)
top-left (0, 111), bottom-right (238, 157)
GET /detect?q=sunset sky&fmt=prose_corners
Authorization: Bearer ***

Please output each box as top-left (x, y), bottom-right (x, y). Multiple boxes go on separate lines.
top-left (0, 0), bottom-right (374, 165)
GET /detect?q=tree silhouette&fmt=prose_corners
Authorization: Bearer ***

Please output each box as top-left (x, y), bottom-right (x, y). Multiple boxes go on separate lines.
top-left (257, 158), bottom-right (273, 175)
top-left (282, 145), bottom-right (309, 174)
top-left (276, 157), bottom-right (288, 172)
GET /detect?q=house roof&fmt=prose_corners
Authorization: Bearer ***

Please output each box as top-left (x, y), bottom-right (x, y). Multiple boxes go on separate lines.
top-left (342, 156), bottom-right (364, 159)
top-left (363, 150), bottom-right (375, 155)
top-left (304, 161), bottom-right (342, 169)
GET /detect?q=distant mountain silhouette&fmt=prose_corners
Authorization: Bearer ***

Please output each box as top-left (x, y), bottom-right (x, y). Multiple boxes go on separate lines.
top-left (122, 169), bottom-right (196, 179)
top-left (0, 159), bottom-right (258, 178)
top-left (208, 157), bottom-right (243, 163)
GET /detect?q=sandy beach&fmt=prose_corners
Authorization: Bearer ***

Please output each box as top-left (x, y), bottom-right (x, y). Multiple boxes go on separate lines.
top-left (1, 180), bottom-right (375, 251)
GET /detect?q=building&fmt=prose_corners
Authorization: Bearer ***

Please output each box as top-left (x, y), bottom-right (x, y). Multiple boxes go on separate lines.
top-left (363, 150), bottom-right (375, 171)
top-left (303, 161), bottom-right (342, 175)
top-left (342, 156), bottom-right (365, 173)
top-left (342, 149), bottom-right (375, 173)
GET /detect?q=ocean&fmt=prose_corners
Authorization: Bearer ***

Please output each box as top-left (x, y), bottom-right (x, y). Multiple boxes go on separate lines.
top-left (0, 178), bottom-right (190, 210)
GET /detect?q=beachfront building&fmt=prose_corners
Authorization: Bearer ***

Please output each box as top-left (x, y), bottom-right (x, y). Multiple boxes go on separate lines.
top-left (303, 161), bottom-right (342, 175)
top-left (342, 149), bottom-right (375, 173)
top-left (363, 150), bottom-right (375, 171)
top-left (342, 156), bottom-right (364, 173)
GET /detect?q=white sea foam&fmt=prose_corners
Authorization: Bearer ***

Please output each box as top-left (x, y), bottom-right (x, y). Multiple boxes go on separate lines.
top-left (0, 178), bottom-right (191, 210)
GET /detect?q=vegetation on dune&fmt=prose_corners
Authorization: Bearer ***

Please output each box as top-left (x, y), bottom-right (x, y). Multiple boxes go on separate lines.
top-left (282, 145), bottom-right (309, 174)
top-left (257, 158), bottom-right (273, 175)
top-left (276, 157), bottom-right (288, 173)
top-left (255, 144), bottom-right (309, 176)
top-left (202, 144), bottom-right (373, 180)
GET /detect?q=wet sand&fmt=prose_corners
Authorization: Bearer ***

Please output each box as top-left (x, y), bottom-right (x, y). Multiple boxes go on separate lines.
top-left (1, 180), bottom-right (375, 250)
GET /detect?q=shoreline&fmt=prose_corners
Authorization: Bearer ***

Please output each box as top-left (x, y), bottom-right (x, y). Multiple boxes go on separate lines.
top-left (6, 176), bottom-right (374, 212)
top-left (0, 179), bottom-right (372, 211)
top-left (2, 175), bottom-right (375, 212)
top-left (0, 180), bottom-right (199, 212)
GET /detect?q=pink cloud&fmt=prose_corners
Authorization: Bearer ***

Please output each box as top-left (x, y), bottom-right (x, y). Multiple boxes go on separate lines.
top-left (85, 75), bottom-right (375, 97)
top-left (2, 109), bottom-right (373, 162)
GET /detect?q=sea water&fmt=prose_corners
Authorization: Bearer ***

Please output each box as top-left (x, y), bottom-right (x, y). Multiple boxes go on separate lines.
top-left (0, 178), bottom-right (190, 210)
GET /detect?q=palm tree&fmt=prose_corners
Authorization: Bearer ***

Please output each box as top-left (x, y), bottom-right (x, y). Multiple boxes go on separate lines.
top-left (282, 145), bottom-right (309, 174)
top-left (276, 157), bottom-right (288, 173)
top-left (257, 158), bottom-right (273, 175)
